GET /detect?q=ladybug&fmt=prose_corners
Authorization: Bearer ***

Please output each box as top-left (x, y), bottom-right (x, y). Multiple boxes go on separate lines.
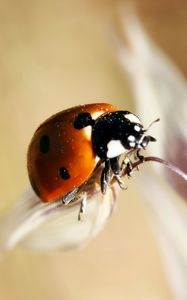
top-left (27, 103), bottom-right (156, 218)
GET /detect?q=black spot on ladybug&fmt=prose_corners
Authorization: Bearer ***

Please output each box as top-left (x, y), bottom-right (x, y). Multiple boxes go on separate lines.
top-left (40, 135), bottom-right (50, 153)
top-left (74, 112), bottom-right (95, 129)
top-left (30, 178), bottom-right (40, 197)
top-left (59, 167), bottom-right (70, 180)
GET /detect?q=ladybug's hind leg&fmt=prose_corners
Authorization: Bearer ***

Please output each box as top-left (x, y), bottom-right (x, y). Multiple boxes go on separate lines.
top-left (101, 159), bottom-right (111, 194)
top-left (62, 189), bottom-right (87, 221)
top-left (62, 188), bottom-right (79, 205)
top-left (77, 192), bottom-right (87, 221)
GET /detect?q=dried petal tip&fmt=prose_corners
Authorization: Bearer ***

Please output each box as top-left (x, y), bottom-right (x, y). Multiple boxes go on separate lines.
top-left (0, 166), bottom-right (119, 254)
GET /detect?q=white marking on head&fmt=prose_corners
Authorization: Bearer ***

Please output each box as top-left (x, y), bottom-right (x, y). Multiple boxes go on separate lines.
top-left (129, 142), bottom-right (136, 148)
top-left (128, 135), bottom-right (135, 142)
top-left (125, 113), bottom-right (141, 124)
top-left (134, 124), bottom-right (141, 132)
top-left (107, 140), bottom-right (126, 158)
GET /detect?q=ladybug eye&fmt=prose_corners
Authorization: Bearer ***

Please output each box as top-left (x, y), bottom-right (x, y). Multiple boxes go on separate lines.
top-left (74, 112), bottom-right (94, 129)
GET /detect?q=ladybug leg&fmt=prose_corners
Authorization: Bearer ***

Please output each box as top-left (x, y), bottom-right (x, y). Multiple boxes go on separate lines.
top-left (110, 157), bottom-right (121, 175)
top-left (101, 159), bottom-right (111, 194)
top-left (136, 149), bottom-right (145, 162)
top-left (110, 157), bottom-right (127, 190)
top-left (78, 193), bottom-right (87, 221)
top-left (62, 188), bottom-right (79, 205)
top-left (126, 161), bottom-right (133, 176)
top-left (63, 189), bottom-right (87, 221)
top-left (121, 154), bottom-right (135, 177)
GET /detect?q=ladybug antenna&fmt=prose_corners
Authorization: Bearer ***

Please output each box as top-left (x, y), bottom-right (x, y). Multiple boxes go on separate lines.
top-left (145, 118), bottom-right (160, 132)
top-left (74, 112), bottom-right (95, 130)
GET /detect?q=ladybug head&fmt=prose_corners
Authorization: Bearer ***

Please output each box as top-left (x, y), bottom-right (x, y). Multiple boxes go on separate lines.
top-left (74, 110), bottom-right (158, 160)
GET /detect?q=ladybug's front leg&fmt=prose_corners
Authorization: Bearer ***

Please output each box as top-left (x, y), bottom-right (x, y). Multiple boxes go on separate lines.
top-left (121, 154), bottom-right (134, 177)
top-left (136, 149), bottom-right (145, 162)
top-left (110, 157), bottom-right (126, 190)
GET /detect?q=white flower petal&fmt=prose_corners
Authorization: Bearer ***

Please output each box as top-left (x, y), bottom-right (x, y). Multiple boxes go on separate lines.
top-left (112, 6), bottom-right (187, 300)
top-left (0, 166), bottom-right (119, 253)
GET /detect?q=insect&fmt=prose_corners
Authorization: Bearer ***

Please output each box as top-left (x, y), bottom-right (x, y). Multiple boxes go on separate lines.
top-left (27, 103), bottom-right (157, 219)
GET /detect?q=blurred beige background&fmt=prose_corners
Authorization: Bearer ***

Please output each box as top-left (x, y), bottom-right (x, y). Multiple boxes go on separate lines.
top-left (1, 0), bottom-right (187, 299)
